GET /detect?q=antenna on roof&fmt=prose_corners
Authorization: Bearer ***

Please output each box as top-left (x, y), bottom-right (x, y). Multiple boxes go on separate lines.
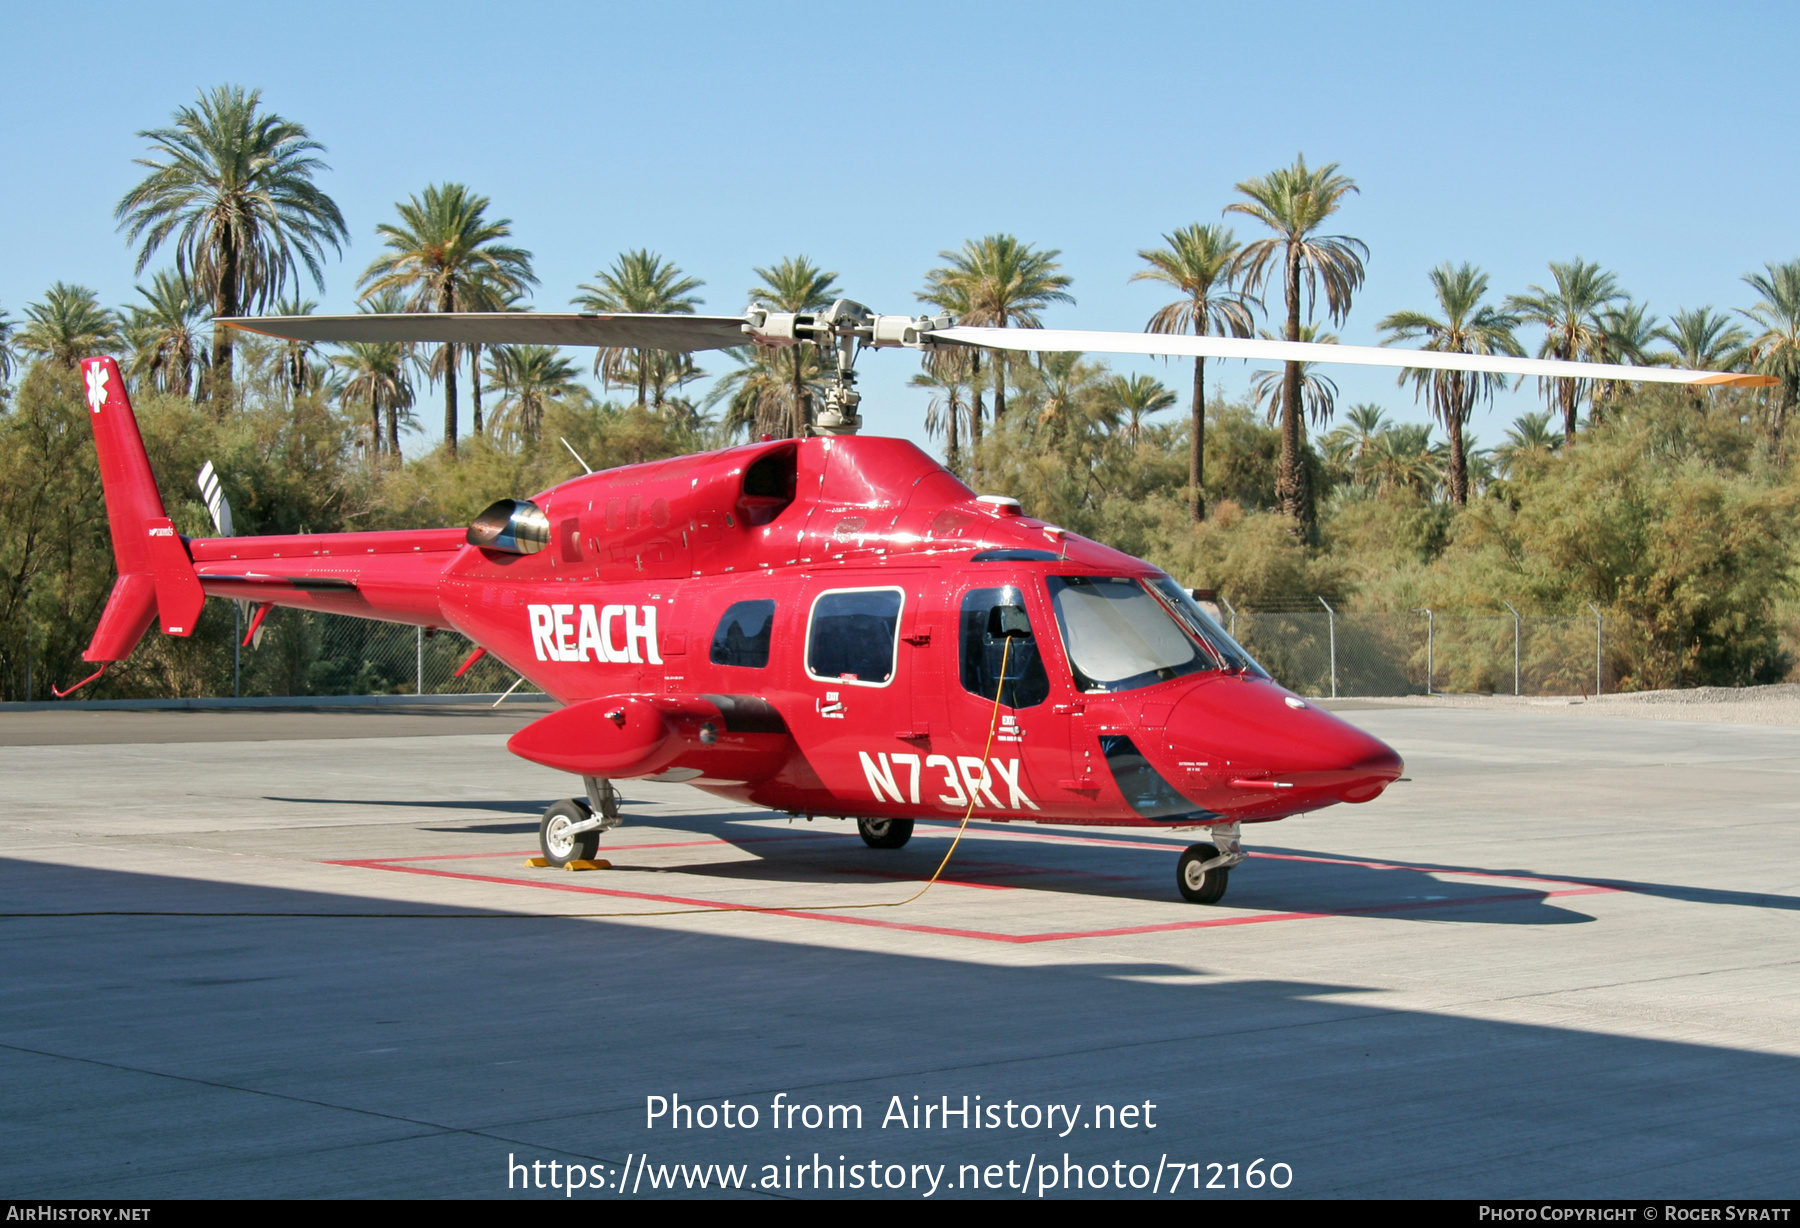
top-left (560, 438), bottom-right (593, 475)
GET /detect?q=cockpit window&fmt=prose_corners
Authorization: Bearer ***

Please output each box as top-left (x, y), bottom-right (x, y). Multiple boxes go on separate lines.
top-left (959, 586), bottom-right (1050, 708)
top-left (1147, 576), bottom-right (1268, 677)
top-left (1046, 575), bottom-right (1215, 693)
top-left (711, 600), bottom-right (775, 668)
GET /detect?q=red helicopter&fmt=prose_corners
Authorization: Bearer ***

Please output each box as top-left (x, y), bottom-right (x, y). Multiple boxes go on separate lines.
top-left (68, 301), bottom-right (1770, 902)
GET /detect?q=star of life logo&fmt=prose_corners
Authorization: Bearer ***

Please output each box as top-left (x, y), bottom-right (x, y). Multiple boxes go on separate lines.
top-left (84, 363), bottom-right (109, 414)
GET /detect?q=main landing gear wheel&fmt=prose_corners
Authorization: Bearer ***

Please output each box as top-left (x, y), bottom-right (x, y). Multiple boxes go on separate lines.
top-left (540, 799), bottom-right (599, 868)
top-left (1177, 842), bottom-right (1230, 904)
top-left (857, 817), bottom-right (914, 849)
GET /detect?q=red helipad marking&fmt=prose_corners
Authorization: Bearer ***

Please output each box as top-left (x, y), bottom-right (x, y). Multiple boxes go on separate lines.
top-left (326, 837), bottom-right (1625, 944)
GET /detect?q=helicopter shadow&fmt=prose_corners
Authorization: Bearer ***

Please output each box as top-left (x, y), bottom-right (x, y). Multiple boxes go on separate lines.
top-left (266, 794), bottom-right (612, 835)
top-left (267, 795), bottom-right (1606, 924)
top-left (1310, 851), bottom-right (1800, 918)
top-left (593, 812), bottom-right (1605, 926)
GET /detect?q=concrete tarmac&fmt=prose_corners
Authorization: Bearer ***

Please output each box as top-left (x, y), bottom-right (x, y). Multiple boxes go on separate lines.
top-left (1, 702), bottom-right (1796, 1199)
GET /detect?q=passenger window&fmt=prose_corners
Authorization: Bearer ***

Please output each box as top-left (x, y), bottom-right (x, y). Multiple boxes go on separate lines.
top-left (959, 586), bottom-right (1050, 708)
top-left (710, 600), bottom-right (776, 669)
top-left (806, 588), bottom-right (903, 686)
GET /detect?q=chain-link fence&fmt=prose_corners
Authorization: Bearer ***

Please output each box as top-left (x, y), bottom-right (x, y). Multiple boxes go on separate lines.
top-left (223, 606), bottom-right (525, 698)
top-left (1219, 605), bottom-right (1610, 698)
top-left (159, 601), bottom-right (1606, 701)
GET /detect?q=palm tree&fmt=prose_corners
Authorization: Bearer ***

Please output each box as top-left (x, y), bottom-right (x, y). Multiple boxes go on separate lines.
top-left (1100, 373), bottom-right (1177, 447)
top-left (464, 277), bottom-right (528, 436)
top-left (1028, 351), bottom-right (1102, 443)
top-left (1377, 263), bottom-right (1522, 504)
top-left (0, 305), bottom-right (15, 391)
top-left (17, 284), bottom-right (122, 369)
top-left (1132, 224), bottom-right (1259, 520)
top-left (923, 235), bottom-right (1073, 427)
top-left (1226, 156), bottom-right (1367, 527)
top-left (572, 250), bottom-right (703, 412)
top-left (911, 365), bottom-right (970, 467)
top-left (270, 295), bottom-right (321, 400)
top-left (1585, 299), bottom-right (1660, 421)
top-left (1654, 306), bottom-right (1748, 412)
top-left (1505, 259), bottom-right (1623, 444)
top-left (333, 288), bottom-right (417, 458)
top-left (1739, 260), bottom-right (1800, 447)
top-left (1250, 325), bottom-right (1341, 432)
top-left (1493, 411), bottom-right (1561, 478)
top-left (485, 345), bottom-right (577, 445)
top-left (916, 275), bottom-right (985, 466)
top-left (124, 271), bottom-right (209, 399)
top-left (115, 85), bottom-right (347, 407)
top-left (1366, 423), bottom-right (1444, 496)
top-left (331, 340), bottom-right (414, 461)
top-left (360, 183), bottom-right (536, 455)
top-left (1658, 306), bottom-right (1749, 373)
top-left (1320, 403), bottom-right (1389, 486)
top-left (711, 347), bottom-right (819, 441)
top-left (747, 256), bottom-right (839, 437)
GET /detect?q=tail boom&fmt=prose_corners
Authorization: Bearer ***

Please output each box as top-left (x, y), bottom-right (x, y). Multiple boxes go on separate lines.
top-left (189, 528), bottom-right (464, 626)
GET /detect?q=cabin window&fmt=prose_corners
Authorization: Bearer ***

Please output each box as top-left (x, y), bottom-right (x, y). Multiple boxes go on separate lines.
top-left (806, 588), bottom-right (903, 687)
top-left (710, 600), bottom-right (776, 669)
top-left (1046, 575), bottom-right (1215, 693)
top-left (959, 586), bottom-right (1050, 708)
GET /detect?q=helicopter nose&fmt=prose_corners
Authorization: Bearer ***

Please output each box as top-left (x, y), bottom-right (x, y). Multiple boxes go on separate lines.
top-left (1164, 677), bottom-right (1404, 806)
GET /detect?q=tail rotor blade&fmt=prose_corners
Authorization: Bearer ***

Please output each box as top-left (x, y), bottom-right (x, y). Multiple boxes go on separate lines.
top-left (197, 460), bottom-right (233, 538)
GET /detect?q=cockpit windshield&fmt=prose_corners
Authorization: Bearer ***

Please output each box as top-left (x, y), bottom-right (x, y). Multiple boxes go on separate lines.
top-left (1046, 575), bottom-right (1215, 693)
top-left (1147, 576), bottom-right (1269, 677)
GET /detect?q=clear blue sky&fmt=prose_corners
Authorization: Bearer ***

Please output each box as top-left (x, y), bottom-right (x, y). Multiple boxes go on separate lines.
top-left (4, 0), bottom-right (1795, 456)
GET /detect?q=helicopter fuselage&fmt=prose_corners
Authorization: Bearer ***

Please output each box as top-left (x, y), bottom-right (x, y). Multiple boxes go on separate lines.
top-left (182, 429), bottom-right (1402, 831)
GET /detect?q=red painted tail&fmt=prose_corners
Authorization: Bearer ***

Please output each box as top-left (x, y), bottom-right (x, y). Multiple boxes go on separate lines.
top-left (79, 357), bottom-right (205, 662)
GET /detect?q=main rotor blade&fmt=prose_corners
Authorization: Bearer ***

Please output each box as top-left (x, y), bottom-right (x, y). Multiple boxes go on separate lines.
top-left (220, 313), bottom-right (753, 352)
top-left (931, 326), bottom-right (1776, 388)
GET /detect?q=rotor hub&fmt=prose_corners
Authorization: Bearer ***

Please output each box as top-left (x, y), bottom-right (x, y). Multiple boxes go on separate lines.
top-left (742, 299), bottom-right (954, 437)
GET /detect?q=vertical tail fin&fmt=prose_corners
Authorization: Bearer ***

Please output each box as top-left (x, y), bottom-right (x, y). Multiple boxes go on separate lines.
top-left (79, 357), bottom-right (205, 662)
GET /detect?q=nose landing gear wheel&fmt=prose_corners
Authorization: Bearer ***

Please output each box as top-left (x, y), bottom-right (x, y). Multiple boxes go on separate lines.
top-left (857, 817), bottom-right (914, 849)
top-left (1177, 842), bottom-right (1230, 904)
top-left (540, 799), bottom-right (599, 868)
